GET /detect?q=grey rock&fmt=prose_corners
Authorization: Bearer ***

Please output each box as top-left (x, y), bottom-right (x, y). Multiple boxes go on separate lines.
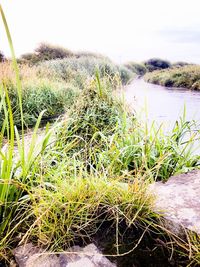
top-left (149, 170), bottom-right (200, 234)
top-left (13, 243), bottom-right (116, 267)
top-left (13, 243), bottom-right (59, 267)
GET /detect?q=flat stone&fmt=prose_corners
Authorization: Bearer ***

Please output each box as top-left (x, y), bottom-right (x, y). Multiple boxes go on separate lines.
top-left (13, 243), bottom-right (116, 267)
top-left (149, 170), bottom-right (200, 234)
top-left (13, 243), bottom-right (59, 267)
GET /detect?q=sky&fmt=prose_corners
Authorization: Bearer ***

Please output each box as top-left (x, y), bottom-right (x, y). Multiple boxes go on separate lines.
top-left (0, 0), bottom-right (200, 63)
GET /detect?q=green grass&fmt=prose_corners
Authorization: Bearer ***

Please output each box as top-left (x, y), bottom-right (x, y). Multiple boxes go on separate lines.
top-left (144, 64), bottom-right (200, 90)
top-left (0, 80), bottom-right (78, 128)
top-left (42, 56), bottom-right (135, 87)
top-left (1, 4), bottom-right (200, 266)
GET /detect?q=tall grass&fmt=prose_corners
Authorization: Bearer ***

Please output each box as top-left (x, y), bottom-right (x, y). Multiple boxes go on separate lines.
top-left (21, 75), bottom-right (200, 264)
top-left (42, 56), bottom-right (135, 87)
top-left (55, 77), bottom-right (200, 181)
top-left (0, 4), bottom-right (200, 266)
top-left (0, 5), bottom-right (55, 258)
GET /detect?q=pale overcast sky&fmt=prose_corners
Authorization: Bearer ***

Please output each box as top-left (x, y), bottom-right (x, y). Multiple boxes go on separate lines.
top-left (0, 0), bottom-right (200, 63)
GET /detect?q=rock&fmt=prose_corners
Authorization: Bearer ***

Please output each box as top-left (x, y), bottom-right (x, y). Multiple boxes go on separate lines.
top-left (13, 243), bottom-right (116, 267)
top-left (13, 243), bottom-right (59, 267)
top-left (149, 170), bottom-right (200, 234)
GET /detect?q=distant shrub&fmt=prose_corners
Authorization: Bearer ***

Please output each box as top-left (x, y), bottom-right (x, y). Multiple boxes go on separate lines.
top-left (0, 51), bottom-right (6, 62)
top-left (144, 58), bottom-right (171, 72)
top-left (192, 80), bottom-right (200, 90)
top-left (35, 43), bottom-right (73, 60)
top-left (19, 53), bottom-right (40, 65)
top-left (74, 51), bottom-right (109, 61)
top-left (20, 43), bottom-right (74, 65)
top-left (124, 62), bottom-right (147, 75)
top-left (172, 62), bottom-right (190, 68)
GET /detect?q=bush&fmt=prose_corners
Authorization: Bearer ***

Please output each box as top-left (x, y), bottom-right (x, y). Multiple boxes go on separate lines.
top-left (172, 62), bottom-right (190, 68)
top-left (0, 51), bottom-right (5, 62)
top-left (20, 43), bottom-right (74, 65)
top-left (74, 51), bottom-right (109, 61)
top-left (144, 58), bottom-right (171, 72)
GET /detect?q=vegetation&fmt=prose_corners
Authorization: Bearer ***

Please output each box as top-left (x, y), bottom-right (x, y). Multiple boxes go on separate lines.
top-left (144, 64), bottom-right (200, 89)
top-left (0, 62), bottom-right (78, 128)
top-left (20, 43), bottom-right (74, 65)
top-left (124, 61), bottom-right (147, 75)
top-left (42, 56), bottom-right (135, 86)
top-left (172, 61), bottom-right (190, 68)
top-left (144, 58), bottom-right (171, 72)
top-left (1, 5), bottom-right (200, 266)
top-left (0, 51), bottom-right (5, 62)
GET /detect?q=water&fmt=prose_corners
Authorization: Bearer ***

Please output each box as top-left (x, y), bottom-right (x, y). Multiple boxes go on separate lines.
top-left (125, 78), bottom-right (200, 128)
top-left (124, 78), bottom-right (200, 155)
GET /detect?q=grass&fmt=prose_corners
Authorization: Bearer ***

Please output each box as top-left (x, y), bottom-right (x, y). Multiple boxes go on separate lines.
top-left (124, 62), bottom-right (147, 75)
top-left (42, 56), bottom-right (135, 87)
top-left (1, 4), bottom-right (200, 266)
top-left (144, 64), bottom-right (200, 90)
top-left (0, 62), bottom-right (79, 129)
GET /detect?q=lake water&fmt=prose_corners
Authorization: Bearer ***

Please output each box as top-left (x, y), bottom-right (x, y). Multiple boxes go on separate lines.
top-left (125, 78), bottom-right (200, 128)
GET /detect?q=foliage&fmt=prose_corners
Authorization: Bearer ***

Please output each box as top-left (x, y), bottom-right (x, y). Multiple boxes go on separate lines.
top-left (124, 62), bottom-right (147, 75)
top-left (0, 80), bottom-right (78, 128)
top-left (55, 76), bottom-right (200, 181)
top-left (0, 51), bottom-right (5, 62)
top-left (144, 58), bottom-right (171, 72)
top-left (20, 43), bottom-right (74, 65)
top-left (144, 64), bottom-right (200, 90)
top-left (43, 56), bottom-right (134, 86)
top-left (117, 65), bottom-right (135, 84)
top-left (74, 50), bottom-right (109, 60)
top-left (172, 61), bottom-right (190, 68)
top-left (1, 5), bottom-right (200, 265)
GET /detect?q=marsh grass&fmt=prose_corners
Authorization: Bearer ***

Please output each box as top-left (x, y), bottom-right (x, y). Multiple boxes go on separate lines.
top-left (144, 64), bottom-right (200, 90)
top-left (0, 4), bottom-right (200, 266)
top-left (0, 5), bottom-right (55, 259)
top-left (55, 77), bottom-right (200, 181)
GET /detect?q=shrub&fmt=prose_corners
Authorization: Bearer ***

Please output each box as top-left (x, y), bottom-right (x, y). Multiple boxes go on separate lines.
top-left (74, 51), bottom-right (109, 61)
top-left (144, 58), bottom-right (171, 72)
top-left (0, 51), bottom-right (5, 62)
top-left (19, 52), bottom-right (40, 65)
top-left (20, 43), bottom-right (74, 65)
top-left (35, 43), bottom-right (73, 60)
top-left (172, 61), bottom-right (190, 68)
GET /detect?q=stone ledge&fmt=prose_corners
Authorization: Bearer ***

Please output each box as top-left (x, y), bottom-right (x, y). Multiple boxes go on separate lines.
top-left (149, 170), bottom-right (200, 234)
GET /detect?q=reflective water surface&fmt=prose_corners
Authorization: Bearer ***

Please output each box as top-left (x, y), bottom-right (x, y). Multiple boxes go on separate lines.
top-left (125, 79), bottom-right (200, 128)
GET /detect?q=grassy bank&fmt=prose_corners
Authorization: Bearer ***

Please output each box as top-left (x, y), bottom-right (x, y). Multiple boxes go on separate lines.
top-left (1, 73), bottom-right (200, 265)
top-left (144, 64), bottom-right (200, 90)
top-left (0, 54), bottom-right (135, 129)
top-left (1, 6), bottom-right (200, 266)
